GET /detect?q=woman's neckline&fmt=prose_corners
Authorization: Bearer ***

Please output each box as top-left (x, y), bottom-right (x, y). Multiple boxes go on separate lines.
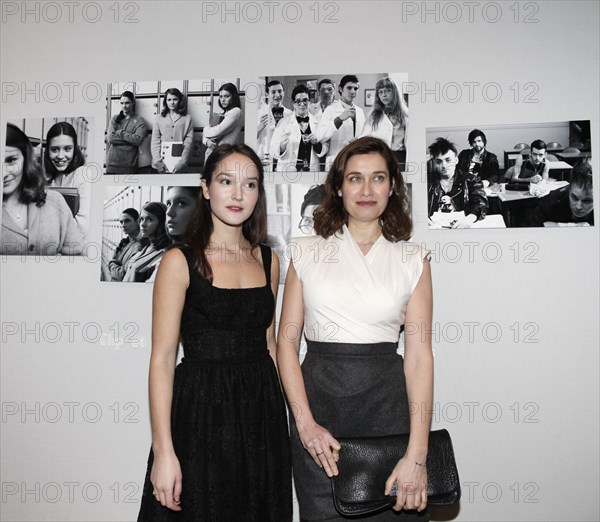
top-left (193, 244), bottom-right (269, 290)
top-left (209, 282), bottom-right (268, 291)
top-left (343, 224), bottom-right (384, 255)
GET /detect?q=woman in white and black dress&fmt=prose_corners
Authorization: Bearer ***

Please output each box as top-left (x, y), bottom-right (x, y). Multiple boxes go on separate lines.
top-left (278, 136), bottom-right (433, 521)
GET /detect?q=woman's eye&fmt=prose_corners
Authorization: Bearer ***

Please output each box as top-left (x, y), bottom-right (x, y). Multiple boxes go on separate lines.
top-left (246, 182), bottom-right (257, 189)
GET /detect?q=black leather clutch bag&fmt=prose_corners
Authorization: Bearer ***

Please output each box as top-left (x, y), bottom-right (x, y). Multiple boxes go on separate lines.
top-left (331, 429), bottom-right (460, 517)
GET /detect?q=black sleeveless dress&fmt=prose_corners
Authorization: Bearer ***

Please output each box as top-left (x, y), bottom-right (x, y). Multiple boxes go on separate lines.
top-left (138, 244), bottom-right (292, 522)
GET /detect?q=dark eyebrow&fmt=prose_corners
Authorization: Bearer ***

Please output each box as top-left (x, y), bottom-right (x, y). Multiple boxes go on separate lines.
top-left (345, 170), bottom-right (388, 176)
top-left (217, 172), bottom-right (259, 181)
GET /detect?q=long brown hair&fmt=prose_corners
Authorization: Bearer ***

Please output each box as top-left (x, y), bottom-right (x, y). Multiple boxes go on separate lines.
top-left (5, 123), bottom-right (47, 206)
top-left (313, 136), bottom-right (412, 241)
top-left (44, 121), bottom-right (86, 181)
top-left (184, 144), bottom-right (267, 281)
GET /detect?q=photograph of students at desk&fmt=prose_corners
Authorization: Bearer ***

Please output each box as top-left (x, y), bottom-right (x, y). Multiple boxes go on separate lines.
top-left (501, 138), bottom-right (593, 227)
top-left (525, 159), bottom-right (594, 227)
top-left (427, 123), bottom-right (594, 229)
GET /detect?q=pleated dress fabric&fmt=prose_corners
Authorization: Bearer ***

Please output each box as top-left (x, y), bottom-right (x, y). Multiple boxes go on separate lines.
top-left (138, 244), bottom-right (292, 522)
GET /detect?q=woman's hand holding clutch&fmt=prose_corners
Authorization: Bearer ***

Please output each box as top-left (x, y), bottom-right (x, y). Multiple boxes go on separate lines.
top-left (385, 455), bottom-right (428, 512)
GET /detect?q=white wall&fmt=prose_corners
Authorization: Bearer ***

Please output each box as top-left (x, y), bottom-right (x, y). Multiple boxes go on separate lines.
top-left (1, 2), bottom-right (598, 521)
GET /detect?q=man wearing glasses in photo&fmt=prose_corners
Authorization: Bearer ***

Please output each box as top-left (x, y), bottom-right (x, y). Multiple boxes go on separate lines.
top-left (270, 85), bottom-right (328, 173)
top-left (298, 184), bottom-right (326, 236)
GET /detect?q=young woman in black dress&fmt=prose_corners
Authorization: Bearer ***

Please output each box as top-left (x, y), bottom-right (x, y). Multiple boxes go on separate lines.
top-left (137, 144), bottom-right (292, 521)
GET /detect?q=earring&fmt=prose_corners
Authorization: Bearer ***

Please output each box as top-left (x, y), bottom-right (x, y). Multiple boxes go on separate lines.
top-left (389, 190), bottom-right (393, 196)
top-left (337, 189), bottom-right (342, 197)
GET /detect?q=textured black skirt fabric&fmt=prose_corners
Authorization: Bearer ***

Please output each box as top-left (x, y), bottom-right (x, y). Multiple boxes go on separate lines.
top-left (289, 340), bottom-right (429, 521)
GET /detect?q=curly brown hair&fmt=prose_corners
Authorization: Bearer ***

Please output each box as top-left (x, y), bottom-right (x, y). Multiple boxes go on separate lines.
top-left (313, 136), bottom-right (412, 241)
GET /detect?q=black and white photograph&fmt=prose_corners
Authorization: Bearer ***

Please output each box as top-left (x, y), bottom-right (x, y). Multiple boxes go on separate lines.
top-left (426, 121), bottom-right (593, 229)
top-left (101, 185), bottom-right (200, 282)
top-left (105, 79), bottom-right (250, 175)
top-left (256, 73), bottom-right (409, 173)
top-left (265, 174), bottom-right (326, 284)
top-left (1, 117), bottom-right (95, 256)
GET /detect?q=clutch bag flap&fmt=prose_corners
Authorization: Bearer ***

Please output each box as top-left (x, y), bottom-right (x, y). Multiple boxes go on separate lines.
top-left (332, 429), bottom-right (460, 516)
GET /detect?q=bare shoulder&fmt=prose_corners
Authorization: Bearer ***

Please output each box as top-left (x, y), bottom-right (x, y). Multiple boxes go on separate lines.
top-left (154, 247), bottom-right (190, 289)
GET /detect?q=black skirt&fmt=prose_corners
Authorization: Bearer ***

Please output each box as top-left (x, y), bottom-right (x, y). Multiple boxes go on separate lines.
top-left (289, 340), bottom-right (429, 521)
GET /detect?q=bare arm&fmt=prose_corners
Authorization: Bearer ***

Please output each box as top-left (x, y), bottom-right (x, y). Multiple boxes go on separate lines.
top-left (510, 154), bottom-right (524, 182)
top-left (541, 161), bottom-right (550, 181)
top-left (276, 262), bottom-right (340, 477)
top-left (148, 248), bottom-right (189, 511)
top-left (385, 258), bottom-right (433, 512)
top-left (404, 258), bottom-right (434, 464)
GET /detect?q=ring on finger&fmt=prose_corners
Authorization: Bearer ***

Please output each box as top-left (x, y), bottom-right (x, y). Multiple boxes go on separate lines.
top-left (316, 451), bottom-right (324, 456)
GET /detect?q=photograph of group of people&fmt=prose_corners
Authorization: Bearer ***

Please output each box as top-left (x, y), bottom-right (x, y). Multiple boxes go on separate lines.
top-left (104, 78), bottom-right (248, 174)
top-left (3, 87), bottom-right (594, 262)
top-left (257, 73), bottom-right (408, 173)
top-left (426, 120), bottom-right (593, 228)
top-left (101, 185), bottom-right (200, 282)
top-left (1, 117), bottom-right (93, 255)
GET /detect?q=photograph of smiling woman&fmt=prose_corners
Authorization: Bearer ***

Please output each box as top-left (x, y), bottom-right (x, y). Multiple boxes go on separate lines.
top-left (2, 123), bottom-right (84, 256)
top-left (44, 121), bottom-right (92, 242)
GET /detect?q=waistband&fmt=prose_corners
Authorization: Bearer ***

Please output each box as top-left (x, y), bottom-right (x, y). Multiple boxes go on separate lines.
top-left (179, 350), bottom-right (270, 366)
top-left (305, 339), bottom-right (399, 356)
